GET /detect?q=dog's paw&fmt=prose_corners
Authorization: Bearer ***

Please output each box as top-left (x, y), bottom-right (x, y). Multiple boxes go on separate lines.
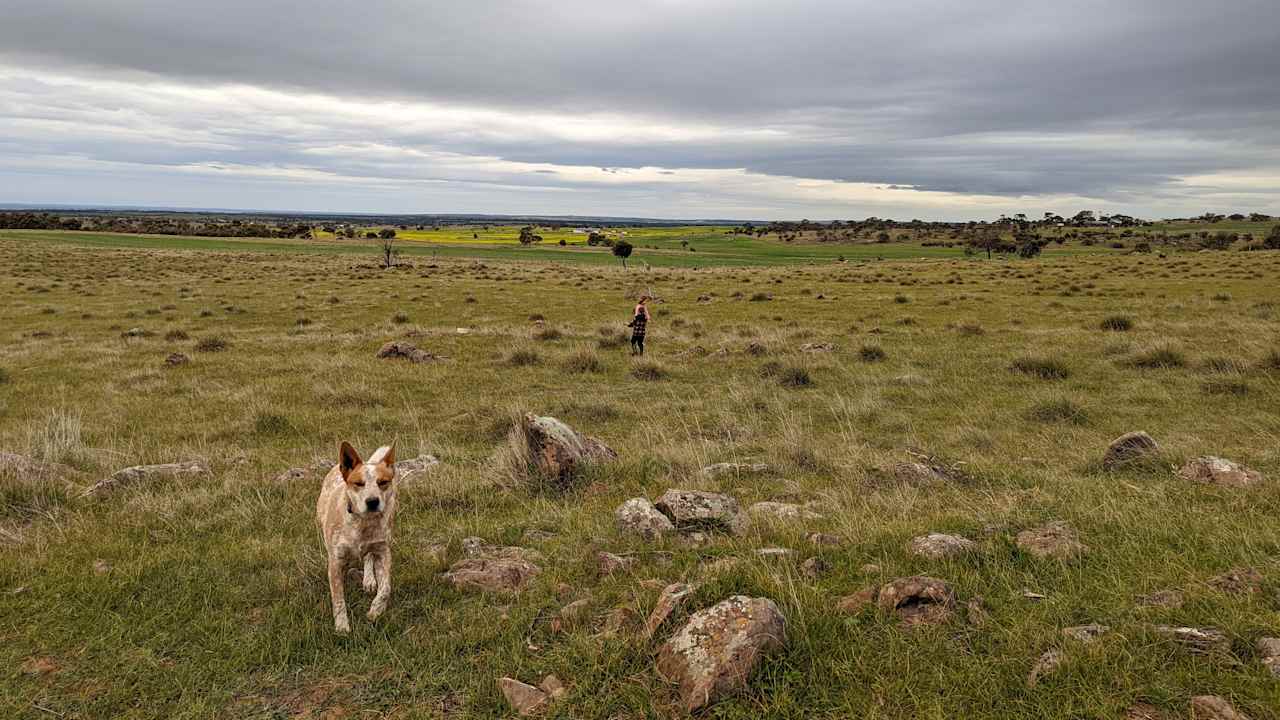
top-left (367, 604), bottom-right (385, 621)
top-left (334, 617), bottom-right (351, 634)
top-left (362, 577), bottom-right (378, 594)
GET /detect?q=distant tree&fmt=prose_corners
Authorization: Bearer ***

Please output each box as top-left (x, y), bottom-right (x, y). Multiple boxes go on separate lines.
top-left (558, 238), bottom-right (566, 246)
top-left (518, 226), bottom-right (543, 245)
top-left (380, 234), bottom-right (398, 268)
top-left (587, 231), bottom-right (606, 246)
top-left (365, 231), bottom-right (378, 239)
top-left (1247, 213), bottom-right (1271, 222)
top-left (612, 240), bottom-right (634, 268)
top-left (378, 228), bottom-right (396, 240)
top-left (1264, 223), bottom-right (1280, 250)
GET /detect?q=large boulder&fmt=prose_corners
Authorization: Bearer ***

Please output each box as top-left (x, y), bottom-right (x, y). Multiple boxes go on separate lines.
top-left (1178, 456), bottom-right (1264, 488)
top-left (877, 576), bottom-right (956, 626)
top-left (655, 596), bottom-right (786, 712)
top-left (1016, 521), bottom-right (1088, 560)
top-left (653, 489), bottom-right (747, 534)
top-left (1103, 431), bottom-right (1159, 470)
top-left (514, 413), bottom-right (616, 486)
top-left (908, 533), bottom-right (977, 559)
top-left (615, 497), bottom-right (676, 540)
top-left (443, 558), bottom-right (540, 594)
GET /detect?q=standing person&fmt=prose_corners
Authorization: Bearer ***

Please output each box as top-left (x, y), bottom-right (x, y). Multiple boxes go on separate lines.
top-left (627, 295), bottom-right (651, 356)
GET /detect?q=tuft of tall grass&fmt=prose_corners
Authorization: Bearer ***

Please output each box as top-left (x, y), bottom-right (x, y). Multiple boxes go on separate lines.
top-left (1010, 356), bottom-right (1070, 380)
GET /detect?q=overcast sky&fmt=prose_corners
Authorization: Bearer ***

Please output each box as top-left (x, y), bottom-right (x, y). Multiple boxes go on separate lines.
top-left (2, 0), bottom-right (1278, 220)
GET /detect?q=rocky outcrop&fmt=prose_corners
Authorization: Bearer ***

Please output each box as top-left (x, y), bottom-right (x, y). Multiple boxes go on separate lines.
top-left (515, 413), bottom-right (616, 486)
top-left (82, 460), bottom-right (209, 497)
top-left (877, 576), bottom-right (956, 626)
top-left (615, 497), bottom-right (676, 540)
top-left (653, 489), bottom-right (747, 534)
top-left (1178, 456), bottom-right (1264, 488)
top-left (443, 558), bottom-right (540, 594)
top-left (1103, 431), bottom-right (1159, 470)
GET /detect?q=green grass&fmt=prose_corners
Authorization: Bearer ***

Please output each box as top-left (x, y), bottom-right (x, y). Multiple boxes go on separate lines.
top-left (1, 235), bottom-right (1279, 718)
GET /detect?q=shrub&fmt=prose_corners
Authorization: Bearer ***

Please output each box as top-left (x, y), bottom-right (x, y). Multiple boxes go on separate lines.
top-left (392, 311), bottom-right (410, 324)
top-left (563, 348), bottom-right (603, 374)
top-left (894, 294), bottom-right (910, 304)
top-left (1202, 380), bottom-right (1249, 396)
top-left (1100, 316), bottom-right (1133, 332)
top-left (1201, 356), bottom-right (1248, 374)
top-left (749, 292), bottom-right (771, 302)
top-left (859, 344), bottom-right (887, 362)
top-left (1024, 398), bottom-right (1088, 424)
top-left (253, 412), bottom-right (292, 435)
top-left (631, 361), bottom-right (668, 381)
top-left (777, 366), bottom-right (813, 388)
top-left (507, 349), bottom-right (541, 367)
top-left (164, 329), bottom-right (190, 341)
top-left (1010, 356), bottom-right (1070, 380)
top-left (1129, 345), bottom-right (1186, 369)
top-left (194, 336), bottom-right (228, 352)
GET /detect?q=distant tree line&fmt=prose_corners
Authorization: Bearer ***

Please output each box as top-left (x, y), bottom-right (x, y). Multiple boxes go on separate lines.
top-left (0, 212), bottom-right (313, 238)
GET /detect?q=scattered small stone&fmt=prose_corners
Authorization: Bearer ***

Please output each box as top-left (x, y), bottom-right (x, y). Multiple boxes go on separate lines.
top-left (1190, 695), bottom-right (1250, 720)
top-left (559, 598), bottom-right (591, 624)
top-left (653, 489), bottom-right (748, 535)
top-left (1178, 456), bottom-right (1265, 488)
top-left (799, 342), bottom-right (836, 352)
top-left (1152, 625), bottom-right (1230, 654)
top-left (497, 677), bottom-right (548, 716)
top-left (890, 462), bottom-right (955, 485)
top-left (92, 559), bottom-right (111, 575)
top-left (596, 551), bottom-right (636, 577)
top-left (539, 675), bottom-right (567, 701)
top-left (1063, 624), bottom-right (1111, 643)
top-left (82, 459), bottom-right (210, 497)
top-left (443, 558), bottom-right (541, 594)
top-left (1027, 648), bottom-right (1065, 687)
top-left (1257, 637), bottom-right (1280, 677)
top-left (1103, 431), bottom-right (1160, 470)
top-left (1137, 589), bottom-right (1185, 609)
top-left (748, 501), bottom-right (823, 522)
top-left (1208, 567), bottom-right (1263, 595)
top-left (800, 556), bottom-right (828, 580)
top-left (836, 587), bottom-right (878, 614)
top-left (965, 596), bottom-right (990, 626)
top-left (807, 532), bottom-right (841, 546)
top-left (396, 454), bottom-right (440, 481)
top-left (699, 557), bottom-right (742, 577)
top-left (20, 656), bottom-right (59, 676)
top-left (461, 537), bottom-right (544, 563)
top-left (375, 340), bottom-right (443, 363)
top-left (423, 543), bottom-right (449, 566)
top-left (1125, 703), bottom-right (1168, 720)
top-left (602, 606), bottom-right (639, 636)
top-left (701, 462), bottom-right (770, 477)
top-left (861, 563), bottom-right (882, 574)
top-left (164, 352), bottom-right (189, 366)
top-left (655, 595), bottom-right (786, 712)
top-left (121, 327), bottom-right (152, 338)
top-left (755, 547), bottom-right (794, 559)
top-left (877, 576), bottom-right (956, 626)
top-left (272, 459), bottom-right (331, 484)
top-left (908, 533), bottom-right (977, 559)
top-left (643, 582), bottom-right (697, 639)
top-left (1016, 521), bottom-right (1087, 560)
top-left (1022, 589), bottom-right (1048, 601)
top-left (615, 497), bottom-right (676, 540)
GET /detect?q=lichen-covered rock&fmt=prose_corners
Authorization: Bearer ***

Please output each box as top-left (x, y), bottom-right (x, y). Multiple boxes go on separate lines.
top-left (1137, 589), bottom-right (1185, 609)
top-left (1103, 431), bottom-right (1159, 470)
top-left (460, 536), bottom-right (544, 563)
top-left (643, 582), bottom-right (697, 639)
top-left (1152, 625), bottom-right (1230, 654)
top-left (653, 489), bottom-right (747, 534)
top-left (516, 413), bottom-right (616, 486)
top-left (836, 587), bottom-right (878, 614)
top-left (615, 497), bottom-right (676, 540)
top-left (443, 558), bottom-right (540, 594)
top-left (1179, 456), bottom-right (1264, 488)
top-left (1208, 567), bottom-right (1263, 595)
top-left (497, 677), bottom-right (548, 716)
top-left (890, 462), bottom-right (955, 485)
top-left (701, 462), bottom-right (769, 478)
top-left (748, 501), bottom-right (823, 522)
top-left (1190, 695), bottom-right (1251, 720)
top-left (1062, 624), bottom-right (1111, 643)
top-left (375, 341), bottom-right (443, 363)
top-left (1016, 521), bottom-right (1087, 560)
top-left (807, 532), bottom-right (841, 546)
top-left (82, 460), bottom-right (209, 497)
top-left (655, 596), bottom-right (786, 712)
top-left (596, 551), bottom-right (635, 576)
top-left (908, 533), bottom-right (977, 559)
top-left (1027, 648), bottom-right (1065, 687)
top-left (877, 576), bottom-right (956, 626)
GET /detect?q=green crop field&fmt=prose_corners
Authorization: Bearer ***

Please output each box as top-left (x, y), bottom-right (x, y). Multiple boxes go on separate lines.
top-left (1, 232), bottom-right (1279, 719)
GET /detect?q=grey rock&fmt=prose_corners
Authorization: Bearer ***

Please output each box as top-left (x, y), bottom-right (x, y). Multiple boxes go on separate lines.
top-left (615, 497), bottom-right (676, 540)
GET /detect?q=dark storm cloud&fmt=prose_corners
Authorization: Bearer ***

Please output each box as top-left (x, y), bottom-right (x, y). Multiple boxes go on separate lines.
top-left (1, 0), bottom-right (1279, 214)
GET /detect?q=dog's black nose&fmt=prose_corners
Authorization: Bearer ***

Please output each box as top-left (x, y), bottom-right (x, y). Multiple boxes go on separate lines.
top-left (366, 498), bottom-right (381, 512)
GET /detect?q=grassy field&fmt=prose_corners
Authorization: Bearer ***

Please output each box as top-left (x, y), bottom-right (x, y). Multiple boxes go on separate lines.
top-left (1, 233), bottom-right (1279, 719)
top-left (0, 227), bottom-right (1109, 269)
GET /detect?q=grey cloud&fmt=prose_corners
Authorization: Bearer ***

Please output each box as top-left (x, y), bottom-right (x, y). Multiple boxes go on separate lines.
top-left (1, 0), bottom-right (1279, 216)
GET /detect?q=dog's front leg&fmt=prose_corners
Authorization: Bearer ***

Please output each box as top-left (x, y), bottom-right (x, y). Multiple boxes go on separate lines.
top-left (367, 549), bottom-right (392, 621)
top-left (362, 553), bottom-right (377, 594)
top-left (327, 553), bottom-right (351, 634)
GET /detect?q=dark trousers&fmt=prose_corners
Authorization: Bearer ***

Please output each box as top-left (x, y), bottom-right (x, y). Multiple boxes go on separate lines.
top-left (630, 334), bottom-right (645, 355)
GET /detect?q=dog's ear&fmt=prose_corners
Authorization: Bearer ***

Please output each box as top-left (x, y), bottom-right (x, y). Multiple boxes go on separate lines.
top-left (383, 442), bottom-right (396, 468)
top-left (339, 442), bottom-right (361, 481)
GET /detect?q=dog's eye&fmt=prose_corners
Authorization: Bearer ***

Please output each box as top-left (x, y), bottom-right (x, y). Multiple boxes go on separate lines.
top-left (354, 481), bottom-right (366, 488)
top-left (377, 479), bottom-right (390, 488)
